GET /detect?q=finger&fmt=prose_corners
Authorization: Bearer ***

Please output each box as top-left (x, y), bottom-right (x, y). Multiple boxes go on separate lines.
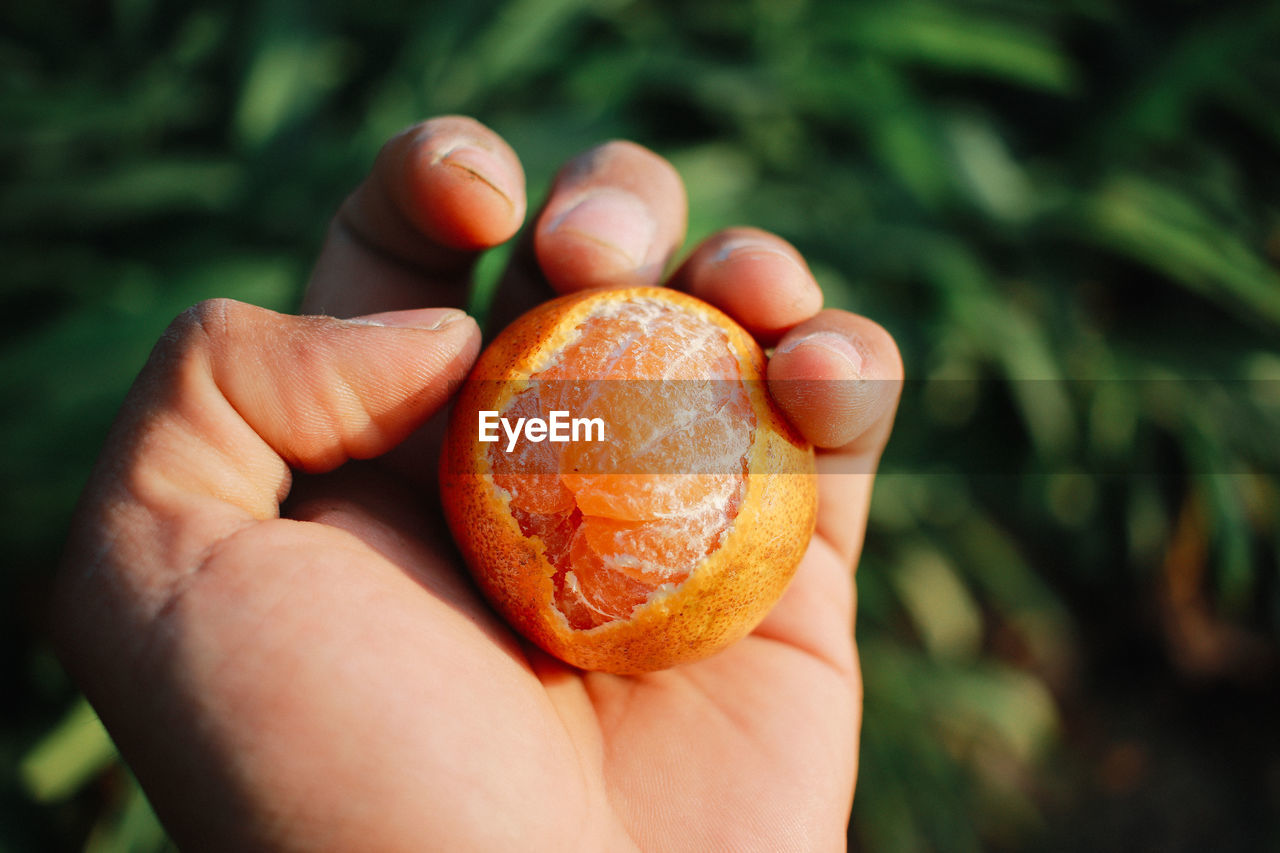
top-left (667, 227), bottom-right (823, 345)
top-left (303, 116), bottom-right (526, 318)
top-left (487, 140), bottom-right (686, 331)
top-left (768, 310), bottom-right (901, 453)
top-left (750, 537), bottom-right (858, 674)
top-left (767, 310), bottom-right (903, 564)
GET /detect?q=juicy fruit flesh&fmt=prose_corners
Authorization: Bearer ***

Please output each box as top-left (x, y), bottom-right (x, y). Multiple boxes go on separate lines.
top-left (489, 299), bottom-right (755, 630)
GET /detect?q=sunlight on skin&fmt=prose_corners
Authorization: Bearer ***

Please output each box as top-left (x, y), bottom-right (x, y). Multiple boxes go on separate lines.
top-left (54, 116), bottom-right (902, 851)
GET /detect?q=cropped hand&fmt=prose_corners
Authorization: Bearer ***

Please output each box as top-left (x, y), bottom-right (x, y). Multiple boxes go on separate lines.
top-left (55, 116), bottom-right (902, 851)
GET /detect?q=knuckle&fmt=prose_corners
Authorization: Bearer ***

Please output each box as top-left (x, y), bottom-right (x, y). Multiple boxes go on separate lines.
top-left (151, 298), bottom-right (252, 379)
top-left (164, 298), bottom-right (235, 347)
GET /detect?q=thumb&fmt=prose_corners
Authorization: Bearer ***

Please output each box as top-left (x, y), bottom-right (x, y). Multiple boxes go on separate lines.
top-left (189, 299), bottom-right (480, 479)
top-left (72, 296), bottom-right (479, 545)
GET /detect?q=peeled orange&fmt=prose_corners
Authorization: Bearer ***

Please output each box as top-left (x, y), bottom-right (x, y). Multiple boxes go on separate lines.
top-left (441, 286), bottom-right (816, 673)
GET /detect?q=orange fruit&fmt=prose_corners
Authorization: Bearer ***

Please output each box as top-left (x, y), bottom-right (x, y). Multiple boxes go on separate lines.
top-left (440, 286), bottom-right (816, 673)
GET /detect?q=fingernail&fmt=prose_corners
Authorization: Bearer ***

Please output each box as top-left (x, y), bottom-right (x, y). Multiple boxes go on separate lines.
top-left (776, 331), bottom-right (865, 376)
top-left (434, 143), bottom-right (520, 207)
top-left (712, 238), bottom-right (805, 274)
top-left (546, 189), bottom-right (656, 267)
top-left (350, 308), bottom-right (470, 330)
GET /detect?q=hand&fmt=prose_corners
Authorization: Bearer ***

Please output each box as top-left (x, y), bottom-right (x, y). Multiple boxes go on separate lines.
top-left (54, 116), bottom-right (902, 851)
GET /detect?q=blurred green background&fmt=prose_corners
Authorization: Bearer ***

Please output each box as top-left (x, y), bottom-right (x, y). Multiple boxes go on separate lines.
top-left (4, 0), bottom-right (1280, 849)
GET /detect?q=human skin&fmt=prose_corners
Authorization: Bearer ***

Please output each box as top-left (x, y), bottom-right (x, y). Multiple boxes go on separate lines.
top-left (53, 115), bottom-right (903, 852)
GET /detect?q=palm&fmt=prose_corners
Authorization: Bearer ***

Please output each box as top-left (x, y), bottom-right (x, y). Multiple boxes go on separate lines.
top-left (268, 458), bottom-right (859, 850)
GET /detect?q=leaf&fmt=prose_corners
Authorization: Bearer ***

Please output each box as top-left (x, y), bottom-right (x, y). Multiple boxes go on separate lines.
top-left (837, 2), bottom-right (1076, 93)
top-left (892, 543), bottom-right (984, 661)
top-left (235, 38), bottom-right (349, 147)
top-left (20, 697), bottom-right (118, 803)
top-left (0, 159), bottom-right (245, 226)
top-left (83, 772), bottom-right (171, 853)
top-left (1084, 176), bottom-right (1280, 329)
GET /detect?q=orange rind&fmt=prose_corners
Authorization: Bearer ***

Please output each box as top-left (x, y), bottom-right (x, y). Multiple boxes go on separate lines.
top-left (441, 287), bottom-right (816, 673)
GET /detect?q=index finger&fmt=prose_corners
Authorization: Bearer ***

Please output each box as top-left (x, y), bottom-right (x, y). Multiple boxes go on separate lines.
top-left (302, 116), bottom-right (526, 318)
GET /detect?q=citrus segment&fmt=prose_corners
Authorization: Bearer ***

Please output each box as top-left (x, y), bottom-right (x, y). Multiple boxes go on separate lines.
top-left (489, 298), bottom-right (750, 628)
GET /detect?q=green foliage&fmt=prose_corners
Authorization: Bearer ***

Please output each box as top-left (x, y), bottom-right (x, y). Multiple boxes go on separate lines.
top-left (4, 0), bottom-right (1279, 849)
